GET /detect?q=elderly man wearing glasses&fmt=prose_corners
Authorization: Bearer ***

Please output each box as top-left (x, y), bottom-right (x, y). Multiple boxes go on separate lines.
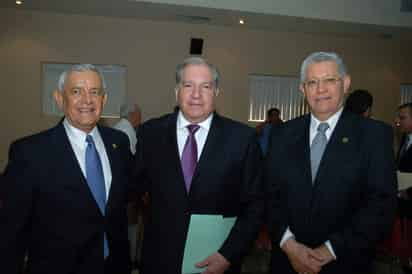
top-left (264, 52), bottom-right (397, 274)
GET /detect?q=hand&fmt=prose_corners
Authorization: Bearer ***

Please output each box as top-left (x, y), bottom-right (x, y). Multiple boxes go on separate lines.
top-left (281, 238), bottom-right (323, 274)
top-left (196, 252), bottom-right (230, 274)
top-left (312, 244), bottom-right (335, 266)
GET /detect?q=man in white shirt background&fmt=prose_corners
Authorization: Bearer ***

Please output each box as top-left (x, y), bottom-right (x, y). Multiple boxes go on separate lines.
top-left (114, 102), bottom-right (141, 155)
top-left (113, 101), bottom-right (143, 269)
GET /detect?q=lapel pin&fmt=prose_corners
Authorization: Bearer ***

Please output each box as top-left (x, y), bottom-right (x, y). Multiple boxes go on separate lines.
top-left (342, 137), bottom-right (349, 144)
top-left (112, 143), bottom-right (118, 149)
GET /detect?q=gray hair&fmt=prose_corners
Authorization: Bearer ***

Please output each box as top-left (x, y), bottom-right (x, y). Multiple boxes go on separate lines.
top-left (57, 64), bottom-right (107, 92)
top-left (300, 52), bottom-right (347, 82)
top-left (120, 101), bottom-right (141, 118)
top-left (175, 57), bottom-right (220, 89)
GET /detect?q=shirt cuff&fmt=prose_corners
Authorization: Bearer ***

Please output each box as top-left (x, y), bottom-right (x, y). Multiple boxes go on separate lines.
top-left (325, 240), bottom-right (337, 259)
top-left (280, 227), bottom-right (294, 248)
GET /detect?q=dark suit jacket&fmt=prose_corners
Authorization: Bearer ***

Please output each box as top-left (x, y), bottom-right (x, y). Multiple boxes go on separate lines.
top-left (397, 136), bottom-right (412, 217)
top-left (264, 111), bottom-right (397, 274)
top-left (0, 123), bottom-right (132, 274)
top-left (134, 112), bottom-right (263, 274)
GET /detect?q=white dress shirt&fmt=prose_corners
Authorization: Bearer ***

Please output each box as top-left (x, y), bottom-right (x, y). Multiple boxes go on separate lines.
top-left (280, 108), bottom-right (344, 259)
top-left (113, 118), bottom-right (137, 155)
top-left (63, 119), bottom-right (112, 199)
top-left (176, 111), bottom-right (213, 159)
top-left (404, 133), bottom-right (412, 151)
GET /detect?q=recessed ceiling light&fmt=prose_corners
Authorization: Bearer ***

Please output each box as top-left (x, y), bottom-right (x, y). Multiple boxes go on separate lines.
top-left (239, 19), bottom-right (245, 25)
top-left (16, 0), bottom-right (23, 5)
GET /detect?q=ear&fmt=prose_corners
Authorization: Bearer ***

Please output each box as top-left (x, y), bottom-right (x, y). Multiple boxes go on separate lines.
top-left (343, 75), bottom-right (351, 94)
top-left (299, 83), bottom-right (305, 98)
top-left (102, 93), bottom-right (108, 106)
top-left (175, 87), bottom-right (179, 102)
top-left (53, 90), bottom-right (64, 109)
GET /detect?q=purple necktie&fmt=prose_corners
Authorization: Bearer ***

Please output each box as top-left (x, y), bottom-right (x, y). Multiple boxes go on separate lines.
top-left (181, 124), bottom-right (200, 192)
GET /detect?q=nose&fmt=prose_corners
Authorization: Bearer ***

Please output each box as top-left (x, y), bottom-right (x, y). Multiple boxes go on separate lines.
top-left (80, 90), bottom-right (93, 104)
top-left (317, 79), bottom-right (327, 93)
top-left (191, 86), bottom-right (201, 98)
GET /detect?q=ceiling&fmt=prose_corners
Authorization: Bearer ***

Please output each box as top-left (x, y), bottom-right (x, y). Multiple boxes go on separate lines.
top-left (3, 0), bottom-right (412, 40)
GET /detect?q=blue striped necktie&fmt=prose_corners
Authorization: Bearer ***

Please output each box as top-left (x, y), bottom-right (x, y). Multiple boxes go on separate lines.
top-left (85, 135), bottom-right (109, 258)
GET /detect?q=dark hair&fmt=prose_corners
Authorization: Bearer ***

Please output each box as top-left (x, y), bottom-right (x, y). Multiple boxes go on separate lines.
top-left (399, 102), bottom-right (412, 115)
top-left (267, 108), bottom-right (280, 117)
top-left (344, 89), bottom-right (373, 115)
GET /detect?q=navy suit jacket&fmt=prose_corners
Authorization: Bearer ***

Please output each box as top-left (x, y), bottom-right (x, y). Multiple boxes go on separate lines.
top-left (264, 111), bottom-right (397, 274)
top-left (397, 136), bottom-right (412, 217)
top-left (0, 123), bottom-right (132, 274)
top-left (134, 112), bottom-right (264, 274)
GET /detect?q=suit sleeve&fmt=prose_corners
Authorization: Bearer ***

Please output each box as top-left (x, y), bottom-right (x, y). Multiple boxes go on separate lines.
top-left (263, 128), bottom-right (289, 244)
top-left (128, 125), bottom-right (149, 202)
top-left (329, 124), bottom-right (397, 259)
top-left (218, 132), bottom-right (264, 263)
top-left (0, 142), bottom-right (34, 274)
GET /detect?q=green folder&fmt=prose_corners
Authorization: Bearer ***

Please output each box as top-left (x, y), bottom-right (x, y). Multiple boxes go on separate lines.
top-left (181, 214), bottom-right (237, 274)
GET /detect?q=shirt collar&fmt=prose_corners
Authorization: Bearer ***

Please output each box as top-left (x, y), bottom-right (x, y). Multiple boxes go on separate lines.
top-left (63, 118), bottom-right (99, 147)
top-left (177, 111), bottom-right (213, 131)
top-left (310, 107), bottom-right (343, 133)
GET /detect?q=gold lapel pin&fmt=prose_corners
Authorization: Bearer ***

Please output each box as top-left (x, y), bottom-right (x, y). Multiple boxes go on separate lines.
top-left (112, 144), bottom-right (118, 149)
top-left (342, 137), bottom-right (349, 144)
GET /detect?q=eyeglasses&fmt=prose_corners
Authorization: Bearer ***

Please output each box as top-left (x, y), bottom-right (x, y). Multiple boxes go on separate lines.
top-left (66, 87), bottom-right (105, 98)
top-left (304, 77), bottom-right (342, 90)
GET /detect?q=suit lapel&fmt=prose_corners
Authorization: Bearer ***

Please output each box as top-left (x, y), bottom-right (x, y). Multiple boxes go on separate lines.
top-left (52, 123), bottom-right (103, 214)
top-left (313, 111), bottom-right (355, 188)
top-left (189, 113), bottom-right (223, 195)
top-left (165, 113), bottom-right (189, 195)
top-left (291, 115), bottom-right (313, 189)
top-left (99, 127), bottom-right (117, 213)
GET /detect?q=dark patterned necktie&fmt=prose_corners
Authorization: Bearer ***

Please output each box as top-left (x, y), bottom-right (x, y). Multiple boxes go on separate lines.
top-left (181, 124), bottom-right (200, 192)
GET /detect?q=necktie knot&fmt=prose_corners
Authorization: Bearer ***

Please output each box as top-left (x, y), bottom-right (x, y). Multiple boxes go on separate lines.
top-left (187, 124), bottom-right (200, 135)
top-left (86, 135), bottom-right (95, 145)
top-left (317, 123), bottom-right (329, 134)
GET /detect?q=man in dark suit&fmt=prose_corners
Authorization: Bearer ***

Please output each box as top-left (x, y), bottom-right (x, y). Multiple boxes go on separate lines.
top-left (396, 103), bottom-right (412, 196)
top-left (0, 64), bottom-right (131, 274)
top-left (264, 52), bottom-right (397, 274)
top-left (395, 103), bottom-right (412, 273)
top-left (134, 57), bottom-right (263, 274)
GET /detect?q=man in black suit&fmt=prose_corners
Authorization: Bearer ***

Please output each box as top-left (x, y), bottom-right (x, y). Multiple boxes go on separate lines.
top-left (395, 104), bottom-right (412, 274)
top-left (264, 52), bottom-right (397, 274)
top-left (134, 57), bottom-right (263, 274)
top-left (1, 64), bottom-right (131, 274)
top-left (396, 103), bottom-right (412, 196)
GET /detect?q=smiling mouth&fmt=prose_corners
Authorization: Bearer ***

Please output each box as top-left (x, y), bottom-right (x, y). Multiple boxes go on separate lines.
top-left (315, 97), bottom-right (331, 102)
top-left (78, 108), bottom-right (95, 113)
